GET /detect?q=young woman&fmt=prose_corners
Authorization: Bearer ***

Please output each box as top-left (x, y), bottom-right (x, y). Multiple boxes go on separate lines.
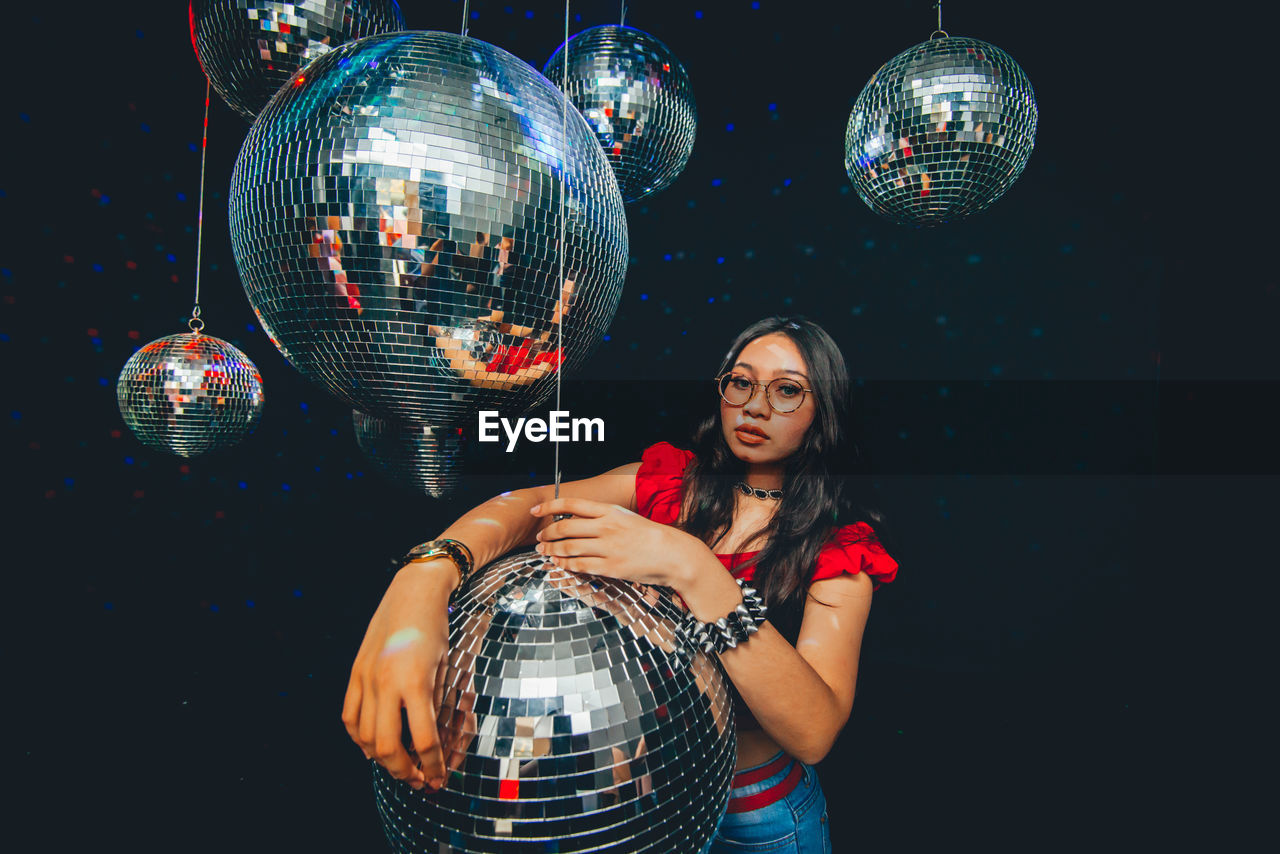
top-left (343, 315), bottom-right (899, 853)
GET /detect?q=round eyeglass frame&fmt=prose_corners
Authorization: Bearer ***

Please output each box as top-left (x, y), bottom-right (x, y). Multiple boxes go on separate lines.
top-left (715, 371), bottom-right (812, 413)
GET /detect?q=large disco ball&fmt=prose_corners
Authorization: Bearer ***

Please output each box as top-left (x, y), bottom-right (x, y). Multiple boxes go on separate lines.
top-left (117, 332), bottom-right (265, 457)
top-left (189, 0), bottom-right (406, 121)
top-left (229, 31), bottom-right (628, 427)
top-left (544, 26), bottom-right (697, 203)
top-left (373, 552), bottom-right (735, 853)
top-left (844, 35), bottom-right (1037, 225)
top-left (353, 409), bottom-right (465, 499)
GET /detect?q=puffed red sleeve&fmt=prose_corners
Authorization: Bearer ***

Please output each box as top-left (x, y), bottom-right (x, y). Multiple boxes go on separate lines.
top-left (634, 441), bottom-right (695, 525)
top-left (810, 522), bottom-right (899, 589)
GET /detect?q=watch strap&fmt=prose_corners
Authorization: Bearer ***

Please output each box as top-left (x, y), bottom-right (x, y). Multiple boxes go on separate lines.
top-left (396, 538), bottom-right (475, 590)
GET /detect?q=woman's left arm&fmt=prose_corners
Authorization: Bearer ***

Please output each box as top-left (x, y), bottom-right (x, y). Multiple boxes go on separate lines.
top-left (675, 558), bottom-right (873, 765)
top-left (530, 496), bottom-right (873, 765)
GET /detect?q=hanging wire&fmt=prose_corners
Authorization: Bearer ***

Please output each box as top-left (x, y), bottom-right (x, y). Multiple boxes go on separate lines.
top-left (461, 0), bottom-right (470, 37)
top-left (190, 77), bottom-right (212, 334)
top-left (931, 1), bottom-right (948, 38)
top-left (620, 1), bottom-right (627, 26)
top-left (554, 0), bottom-right (570, 501)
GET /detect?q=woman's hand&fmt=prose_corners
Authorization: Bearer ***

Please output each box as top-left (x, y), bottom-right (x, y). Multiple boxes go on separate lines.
top-left (529, 496), bottom-right (704, 588)
top-left (341, 559), bottom-right (455, 791)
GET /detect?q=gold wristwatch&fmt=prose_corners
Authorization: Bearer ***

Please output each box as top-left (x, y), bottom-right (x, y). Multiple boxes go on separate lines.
top-left (396, 538), bottom-right (475, 589)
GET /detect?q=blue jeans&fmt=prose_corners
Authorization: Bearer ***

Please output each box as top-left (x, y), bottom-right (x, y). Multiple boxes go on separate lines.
top-left (698, 751), bottom-right (831, 853)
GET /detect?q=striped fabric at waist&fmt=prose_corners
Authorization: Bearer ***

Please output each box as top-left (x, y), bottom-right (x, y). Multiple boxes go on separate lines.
top-left (726, 752), bottom-right (804, 813)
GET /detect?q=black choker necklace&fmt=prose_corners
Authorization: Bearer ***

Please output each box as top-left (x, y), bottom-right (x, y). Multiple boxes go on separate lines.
top-left (735, 481), bottom-right (784, 501)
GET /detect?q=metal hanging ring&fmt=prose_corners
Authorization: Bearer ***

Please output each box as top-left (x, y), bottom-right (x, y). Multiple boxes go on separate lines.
top-left (188, 316), bottom-right (205, 333)
top-left (929, 29), bottom-right (950, 39)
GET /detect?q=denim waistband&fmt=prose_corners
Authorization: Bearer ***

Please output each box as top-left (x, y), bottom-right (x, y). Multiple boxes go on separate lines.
top-left (727, 751), bottom-right (803, 812)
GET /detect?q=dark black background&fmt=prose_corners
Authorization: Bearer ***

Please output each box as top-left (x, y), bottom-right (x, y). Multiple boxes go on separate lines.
top-left (4, 1), bottom-right (1268, 850)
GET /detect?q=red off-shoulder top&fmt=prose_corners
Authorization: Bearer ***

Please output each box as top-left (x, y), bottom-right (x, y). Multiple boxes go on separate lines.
top-left (635, 441), bottom-right (900, 589)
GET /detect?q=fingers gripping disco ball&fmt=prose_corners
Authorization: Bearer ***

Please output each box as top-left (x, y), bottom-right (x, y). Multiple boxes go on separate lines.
top-left (844, 36), bottom-right (1037, 225)
top-left (543, 26), bottom-right (697, 203)
top-left (373, 552), bottom-right (736, 853)
top-left (189, 0), bottom-right (406, 121)
top-left (116, 332), bottom-right (266, 457)
top-left (229, 31), bottom-right (628, 427)
top-left (352, 409), bottom-right (466, 499)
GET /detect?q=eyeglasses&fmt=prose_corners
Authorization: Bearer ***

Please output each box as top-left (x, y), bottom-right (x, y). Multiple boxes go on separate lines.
top-left (716, 371), bottom-right (812, 413)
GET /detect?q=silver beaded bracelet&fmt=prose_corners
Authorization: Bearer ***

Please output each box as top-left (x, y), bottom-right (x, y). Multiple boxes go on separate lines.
top-left (678, 577), bottom-right (768, 655)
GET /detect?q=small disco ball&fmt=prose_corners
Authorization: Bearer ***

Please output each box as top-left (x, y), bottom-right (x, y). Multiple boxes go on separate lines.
top-left (229, 31), bottom-right (628, 427)
top-left (373, 552), bottom-right (735, 853)
top-left (116, 331), bottom-right (265, 457)
top-left (844, 35), bottom-right (1037, 225)
top-left (544, 26), bottom-right (697, 203)
top-left (189, 0), bottom-right (405, 121)
top-left (352, 409), bottom-right (465, 499)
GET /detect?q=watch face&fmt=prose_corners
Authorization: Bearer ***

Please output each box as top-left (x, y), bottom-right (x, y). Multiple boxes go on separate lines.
top-left (407, 542), bottom-right (440, 558)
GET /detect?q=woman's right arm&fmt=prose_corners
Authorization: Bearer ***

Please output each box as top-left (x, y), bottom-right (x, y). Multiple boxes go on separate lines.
top-left (341, 462), bottom-right (642, 790)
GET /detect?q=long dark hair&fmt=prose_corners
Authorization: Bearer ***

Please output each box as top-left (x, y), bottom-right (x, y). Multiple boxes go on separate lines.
top-left (673, 316), bottom-right (891, 642)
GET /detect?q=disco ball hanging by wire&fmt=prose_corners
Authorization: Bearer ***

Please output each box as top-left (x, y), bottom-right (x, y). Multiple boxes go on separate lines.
top-left (353, 409), bottom-right (466, 499)
top-left (543, 25), bottom-right (697, 203)
top-left (844, 35), bottom-right (1037, 225)
top-left (117, 332), bottom-right (265, 457)
top-left (189, 0), bottom-right (406, 121)
top-left (229, 31), bottom-right (628, 427)
top-left (373, 551), bottom-right (735, 853)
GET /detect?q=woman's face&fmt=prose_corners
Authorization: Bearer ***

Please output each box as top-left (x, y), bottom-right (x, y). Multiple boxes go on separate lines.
top-left (719, 332), bottom-right (816, 463)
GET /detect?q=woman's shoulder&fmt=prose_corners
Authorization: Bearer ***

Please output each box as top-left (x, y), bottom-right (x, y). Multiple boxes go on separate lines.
top-left (639, 441), bottom-right (695, 471)
top-left (811, 520), bottom-right (900, 589)
top-left (635, 441), bottom-right (694, 524)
